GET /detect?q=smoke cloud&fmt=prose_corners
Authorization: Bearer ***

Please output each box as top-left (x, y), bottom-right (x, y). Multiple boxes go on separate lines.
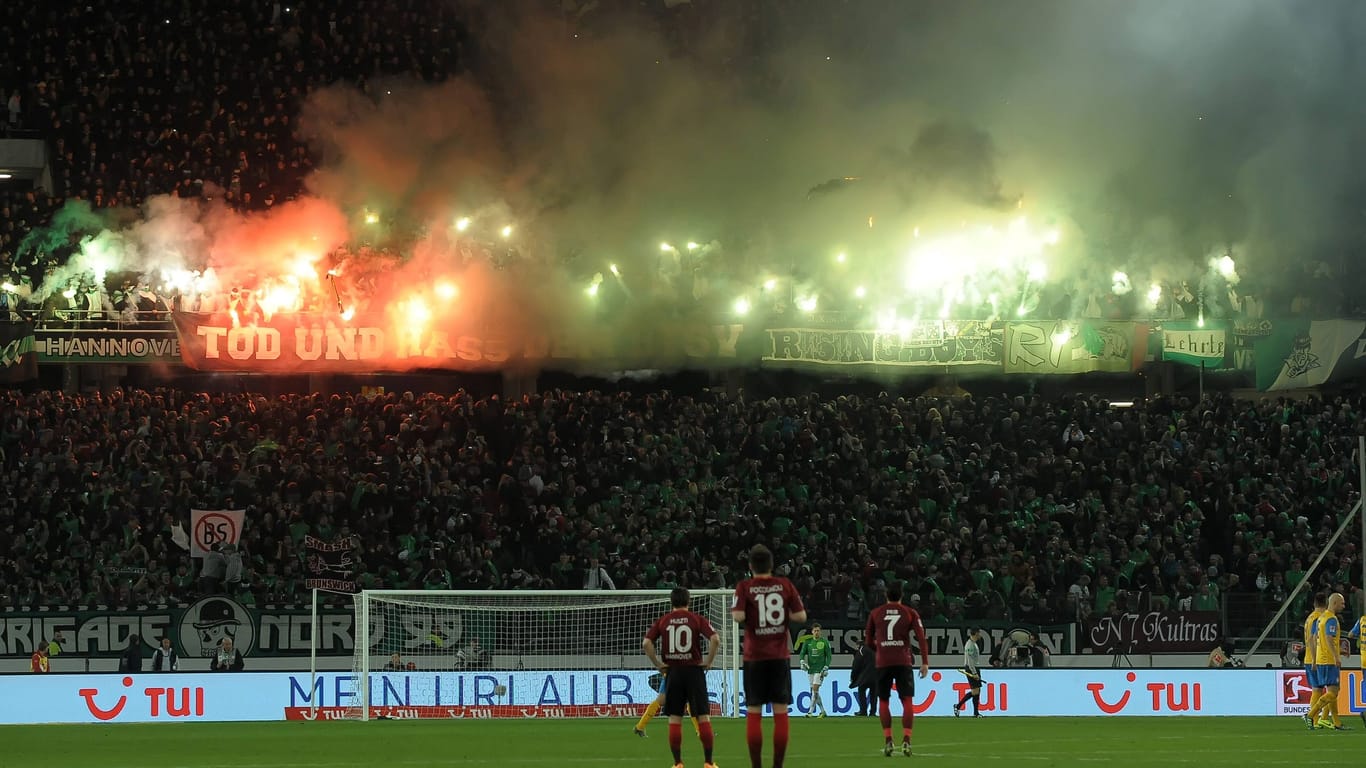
top-left (20, 0), bottom-right (1366, 369)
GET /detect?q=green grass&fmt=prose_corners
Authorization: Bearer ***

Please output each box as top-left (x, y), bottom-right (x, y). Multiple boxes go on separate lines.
top-left (0, 716), bottom-right (1359, 768)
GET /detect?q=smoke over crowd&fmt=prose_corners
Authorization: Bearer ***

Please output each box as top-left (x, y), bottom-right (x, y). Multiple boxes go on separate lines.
top-left (15, 0), bottom-right (1366, 368)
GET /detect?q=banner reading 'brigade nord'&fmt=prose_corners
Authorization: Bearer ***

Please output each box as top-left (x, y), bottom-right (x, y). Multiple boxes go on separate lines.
top-left (171, 312), bottom-right (745, 373)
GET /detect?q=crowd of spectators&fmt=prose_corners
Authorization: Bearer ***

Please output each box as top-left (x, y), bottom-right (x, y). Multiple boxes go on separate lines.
top-left (0, 0), bottom-right (1340, 322)
top-left (0, 0), bottom-right (472, 277)
top-left (0, 387), bottom-right (1360, 635)
top-left (0, 1), bottom-right (1360, 644)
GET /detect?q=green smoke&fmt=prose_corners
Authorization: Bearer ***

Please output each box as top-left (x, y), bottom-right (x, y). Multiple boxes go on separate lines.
top-left (17, 200), bottom-right (109, 261)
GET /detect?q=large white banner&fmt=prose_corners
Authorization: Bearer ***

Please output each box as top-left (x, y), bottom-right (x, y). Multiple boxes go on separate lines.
top-left (189, 509), bottom-right (245, 557)
top-left (0, 668), bottom-right (1299, 724)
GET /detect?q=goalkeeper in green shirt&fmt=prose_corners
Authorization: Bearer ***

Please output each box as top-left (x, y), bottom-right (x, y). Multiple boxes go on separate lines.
top-left (797, 623), bottom-right (832, 717)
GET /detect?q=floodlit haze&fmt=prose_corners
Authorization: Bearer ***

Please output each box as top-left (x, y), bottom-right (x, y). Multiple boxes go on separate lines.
top-left (21, 0), bottom-right (1366, 365)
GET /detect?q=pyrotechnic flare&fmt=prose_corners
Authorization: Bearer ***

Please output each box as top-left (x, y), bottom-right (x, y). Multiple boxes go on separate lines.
top-left (435, 281), bottom-right (458, 300)
top-left (1214, 254), bottom-right (1237, 280)
top-left (796, 295), bottom-right (818, 312)
top-left (406, 297), bottom-right (432, 326)
top-left (500, 225), bottom-right (513, 239)
top-left (733, 296), bottom-right (751, 316)
top-left (1146, 283), bottom-right (1162, 307)
top-left (1111, 271), bottom-right (1131, 295)
top-left (455, 217), bottom-right (471, 232)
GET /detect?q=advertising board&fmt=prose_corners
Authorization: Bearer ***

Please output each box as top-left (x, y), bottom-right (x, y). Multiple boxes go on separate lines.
top-left (0, 668), bottom-right (1286, 724)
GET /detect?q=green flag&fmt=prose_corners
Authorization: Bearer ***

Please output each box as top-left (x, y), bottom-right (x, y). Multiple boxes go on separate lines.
top-left (1161, 320), bottom-right (1229, 368)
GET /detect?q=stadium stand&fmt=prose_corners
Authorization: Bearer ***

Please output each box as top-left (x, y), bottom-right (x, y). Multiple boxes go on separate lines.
top-left (0, 1), bottom-right (1357, 643)
top-left (0, 387), bottom-right (1358, 631)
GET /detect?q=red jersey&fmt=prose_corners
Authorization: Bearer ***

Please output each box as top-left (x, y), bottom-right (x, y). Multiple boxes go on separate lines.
top-left (865, 602), bottom-right (928, 668)
top-left (645, 609), bottom-right (717, 666)
top-left (30, 652), bottom-right (48, 673)
top-left (732, 576), bottom-right (805, 661)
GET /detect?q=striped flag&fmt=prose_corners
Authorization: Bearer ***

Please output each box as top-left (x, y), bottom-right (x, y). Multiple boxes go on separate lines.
top-left (0, 322), bottom-right (36, 382)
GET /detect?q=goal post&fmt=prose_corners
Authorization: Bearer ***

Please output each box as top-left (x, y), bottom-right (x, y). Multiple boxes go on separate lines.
top-left (341, 589), bottom-right (741, 721)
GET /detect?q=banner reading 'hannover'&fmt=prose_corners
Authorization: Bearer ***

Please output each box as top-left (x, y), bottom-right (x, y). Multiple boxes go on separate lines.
top-left (171, 312), bottom-right (745, 373)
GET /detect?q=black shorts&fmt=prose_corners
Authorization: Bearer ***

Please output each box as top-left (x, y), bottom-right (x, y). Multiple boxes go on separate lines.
top-left (875, 665), bottom-right (916, 700)
top-left (663, 666), bottom-right (710, 717)
top-left (962, 668), bottom-right (984, 687)
top-left (743, 659), bottom-right (793, 707)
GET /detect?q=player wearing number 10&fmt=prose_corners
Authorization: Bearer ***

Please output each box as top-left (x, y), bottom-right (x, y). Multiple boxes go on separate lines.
top-left (644, 587), bottom-right (721, 768)
top-left (731, 544), bottom-right (807, 768)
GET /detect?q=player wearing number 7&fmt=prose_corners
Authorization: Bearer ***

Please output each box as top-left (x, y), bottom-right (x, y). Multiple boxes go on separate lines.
top-left (732, 544), bottom-right (807, 768)
top-left (643, 587), bottom-right (721, 768)
top-left (865, 580), bottom-right (929, 757)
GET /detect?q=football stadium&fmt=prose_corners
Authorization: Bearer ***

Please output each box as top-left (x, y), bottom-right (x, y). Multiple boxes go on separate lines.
top-left (2, 0), bottom-right (1366, 765)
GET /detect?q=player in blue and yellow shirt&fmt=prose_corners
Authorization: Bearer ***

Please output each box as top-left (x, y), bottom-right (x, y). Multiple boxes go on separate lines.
top-left (1303, 593), bottom-right (1327, 728)
top-left (1346, 611), bottom-right (1366, 727)
top-left (1306, 592), bottom-right (1347, 730)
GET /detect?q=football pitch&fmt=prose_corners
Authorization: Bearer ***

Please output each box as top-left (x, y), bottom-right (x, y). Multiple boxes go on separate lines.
top-left (1, 717), bottom-right (1358, 768)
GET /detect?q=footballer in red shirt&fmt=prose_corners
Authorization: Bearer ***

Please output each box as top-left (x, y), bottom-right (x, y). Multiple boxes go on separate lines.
top-left (644, 588), bottom-right (721, 768)
top-left (731, 544), bottom-right (806, 768)
top-left (864, 579), bottom-right (929, 756)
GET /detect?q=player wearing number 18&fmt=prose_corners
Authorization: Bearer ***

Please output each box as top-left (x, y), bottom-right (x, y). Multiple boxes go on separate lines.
top-left (643, 587), bottom-right (721, 768)
top-left (731, 544), bottom-right (807, 768)
top-left (865, 579), bottom-right (929, 757)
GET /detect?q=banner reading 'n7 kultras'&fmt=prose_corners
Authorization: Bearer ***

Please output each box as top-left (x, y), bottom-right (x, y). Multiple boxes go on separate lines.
top-left (171, 312), bottom-right (748, 373)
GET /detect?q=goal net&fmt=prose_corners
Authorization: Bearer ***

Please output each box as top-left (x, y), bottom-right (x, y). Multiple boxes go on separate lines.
top-left (339, 589), bottom-right (740, 721)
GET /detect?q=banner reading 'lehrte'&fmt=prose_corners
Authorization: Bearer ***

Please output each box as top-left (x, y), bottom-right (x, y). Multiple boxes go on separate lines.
top-left (171, 312), bottom-right (746, 373)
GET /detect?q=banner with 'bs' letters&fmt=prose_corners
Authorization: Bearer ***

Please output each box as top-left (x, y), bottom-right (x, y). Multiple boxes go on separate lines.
top-left (1084, 610), bottom-right (1220, 653)
top-left (190, 509), bottom-right (245, 557)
